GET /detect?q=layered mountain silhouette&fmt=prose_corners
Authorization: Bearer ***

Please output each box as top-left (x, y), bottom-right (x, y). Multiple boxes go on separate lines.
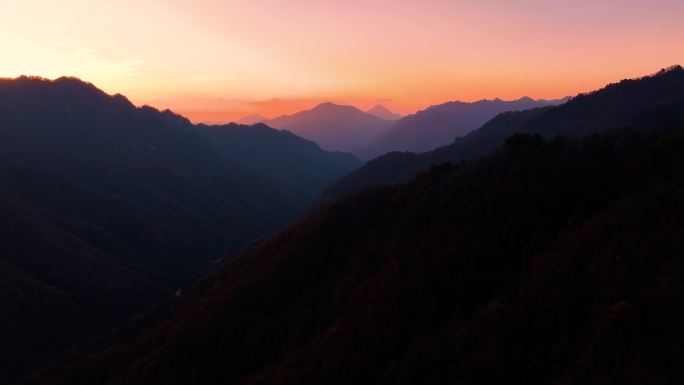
top-left (194, 123), bottom-right (358, 197)
top-left (0, 76), bottom-right (359, 384)
top-left (7, 67), bottom-right (684, 385)
top-left (366, 104), bottom-right (402, 120)
top-left (265, 102), bottom-right (395, 152)
top-left (325, 66), bottom-right (684, 198)
top-left (354, 97), bottom-right (568, 160)
top-left (30, 127), bottom-right (684, 385)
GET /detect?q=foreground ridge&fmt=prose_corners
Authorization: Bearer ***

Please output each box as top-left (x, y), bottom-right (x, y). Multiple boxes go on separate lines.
top-left (31, 130), bottom-right (684, 385)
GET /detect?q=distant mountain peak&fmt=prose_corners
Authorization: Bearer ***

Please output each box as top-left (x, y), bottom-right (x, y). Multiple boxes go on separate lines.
top-left (367, 104), bottom-right (402, 120)
top-left (238, 113), bottom-right (267, 125)
top-left (317, 101), bottom-right (338, 107)
top-left (310, 102), bottom-right (359, 113)
top-left (264, 102), bottom-right (394, 152)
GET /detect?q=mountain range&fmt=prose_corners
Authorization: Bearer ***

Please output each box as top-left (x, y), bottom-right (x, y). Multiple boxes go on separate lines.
top-left (27, 65), bottom-right (684, 383)
top-left (354, 97), bottom-right (568, 160)
top-left (366, 104), bottom-right (402, 120)
top-left (4, 67), bottom-right (684, 385)
top-left (0, 76), bottom-right (359, 384)
top-left (254, 98), bottom-right (564, 160)
top-left (325, 66), bottom-right (684, 198)
top-left (264, 102), bottom-right (395, 152)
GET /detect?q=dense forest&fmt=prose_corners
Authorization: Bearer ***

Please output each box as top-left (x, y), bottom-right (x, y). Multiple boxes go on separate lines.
top-left (29, 128), bottom-right (684, 385)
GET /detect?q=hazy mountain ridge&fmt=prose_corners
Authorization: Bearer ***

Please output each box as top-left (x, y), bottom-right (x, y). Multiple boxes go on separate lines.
top-left (325, 66), bottom-right (684, 197)
top-left (265, 102), bottom-right (395, 152)
top-left (366, 104), bottom-right (402, 120)
top-left (0, 76), bottom-right (359, 384)
top-left (237, 113), bottom-right (268, 125)
top-left (354, 96), bottom-right (569, 160)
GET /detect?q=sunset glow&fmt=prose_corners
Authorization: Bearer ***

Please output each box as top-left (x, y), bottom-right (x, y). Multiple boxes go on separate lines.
top-left (3, 0), bottom-right (683, 122)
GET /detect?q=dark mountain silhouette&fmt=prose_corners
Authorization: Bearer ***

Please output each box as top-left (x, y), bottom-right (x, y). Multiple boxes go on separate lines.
top-left (0, 76), bottom-right (359, 384)
top-left (30, 128), bottom-right (684, 385)
top-left (366, 104), bottom-right (402, 120)
top-left (265, 102), bottom-right (394, 152)
top-left (354, 97), bottom-right (568, 160)
top-left (326, 65), bottom-right (684, 198)
top-left (237, 113), bottom-right (267, 125)
top-left (194, 123), bottom-right (358, 199)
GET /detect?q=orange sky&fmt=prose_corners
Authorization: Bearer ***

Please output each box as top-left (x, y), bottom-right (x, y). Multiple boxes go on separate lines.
top-left (2, 0), bottom-right (683, 123)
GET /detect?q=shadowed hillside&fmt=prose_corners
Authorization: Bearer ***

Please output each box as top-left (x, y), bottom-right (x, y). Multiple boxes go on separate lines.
top-left (29, 129), bottom-right (684, 385)
top-left (325, 66), bottom-right (684, 198)
top-left (195, 123), bottom-right (358, 199)
top-left (0, 76), bottom-right (359, 384)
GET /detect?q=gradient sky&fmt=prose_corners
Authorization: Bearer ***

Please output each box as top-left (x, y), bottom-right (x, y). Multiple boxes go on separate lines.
top-left (2, 0), bottom-right (683, 122)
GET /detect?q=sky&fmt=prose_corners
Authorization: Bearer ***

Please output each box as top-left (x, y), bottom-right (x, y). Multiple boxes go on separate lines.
top-left (2, 0), bottom-right (683, 123)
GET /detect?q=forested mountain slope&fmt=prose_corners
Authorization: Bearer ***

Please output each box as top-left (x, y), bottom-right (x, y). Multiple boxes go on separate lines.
top-left (31, 130), bottom-right (684, 385)
top-left (0, 76), bottom-right (359, 384)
